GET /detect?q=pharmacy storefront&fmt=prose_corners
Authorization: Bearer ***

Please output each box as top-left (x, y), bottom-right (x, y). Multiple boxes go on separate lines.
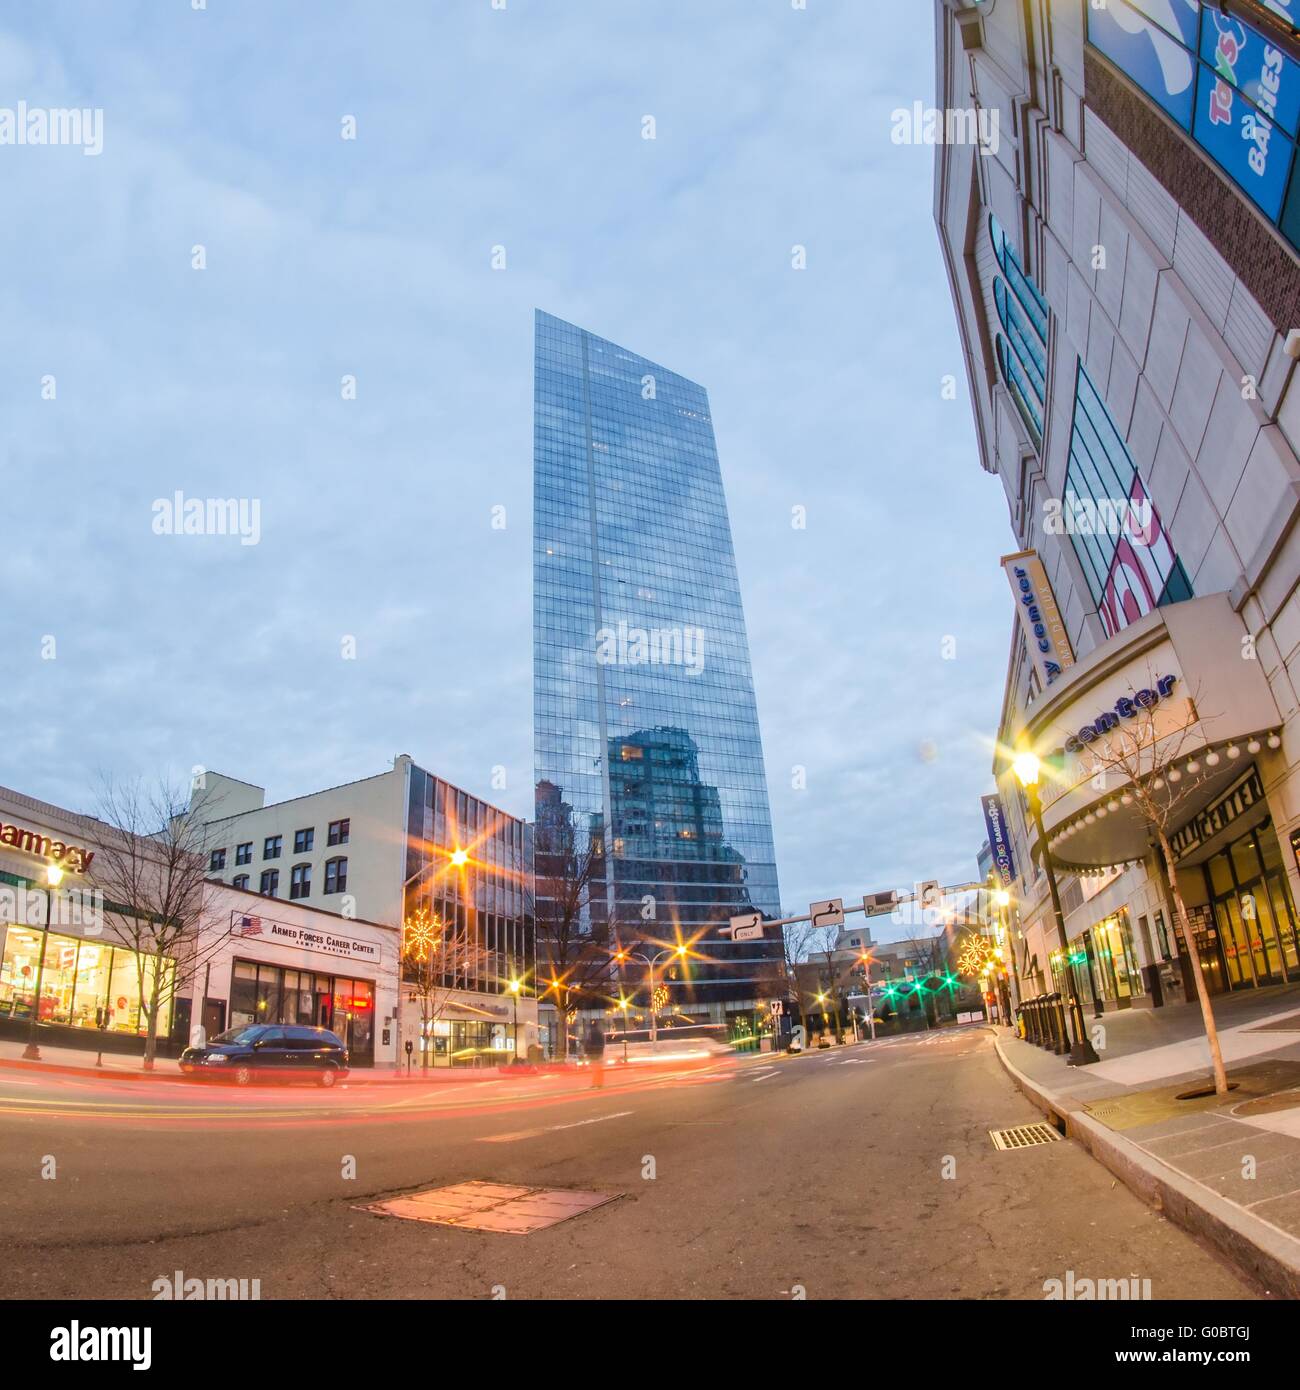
top-left (0, 793), bottom-right (175, 1054)
top-left (1011, 593), bottom-right (1296, 1007)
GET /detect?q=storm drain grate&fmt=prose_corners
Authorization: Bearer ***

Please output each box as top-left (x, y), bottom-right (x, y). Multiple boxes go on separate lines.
top-left (989, 1123), bottom-right (1061, 1151)
top-left (360, 1180), bottom-right (621, 1235)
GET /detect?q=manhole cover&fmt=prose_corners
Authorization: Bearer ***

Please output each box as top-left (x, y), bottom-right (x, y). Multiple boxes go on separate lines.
top-left (361, 1180), bottom-right (620, 1234)
top-left (989, 1124), bottom-right (1061, 1150)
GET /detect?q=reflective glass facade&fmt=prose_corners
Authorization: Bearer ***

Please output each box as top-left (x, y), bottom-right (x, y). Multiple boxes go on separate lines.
top-left (533, 310), bottom-right (781, 1009)
top-left (401, 764), bottom-right (532, 997)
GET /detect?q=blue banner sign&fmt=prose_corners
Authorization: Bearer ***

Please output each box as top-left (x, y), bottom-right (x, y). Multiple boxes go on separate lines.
top-left (981, 794), bottom-right (1017, 889)
top-left (1088, 0), bottom-right (1197, 128)
top-left (1193, 69), bottom-right (1295, 218)
top-left (1201, 7), bottom-right (1300, 135)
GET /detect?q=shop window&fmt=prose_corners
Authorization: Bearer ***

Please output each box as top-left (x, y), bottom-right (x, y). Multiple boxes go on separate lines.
top-left (0, 929), bottom-right (173, 1035)
top-left (209, 848), bottom-right (226, 871)
top-left (290, 863), bottom-right (312, 900)
top-left (294, 827), bottom-right (314, 854)
top-left (328, 818), bottom-right (350, 846)
top-left (235, 842), bottom-right (253, 865)
top-left (1065, 363), bottom-right (1192, 637)
top-left (264, 835), bottom-right (282, 860)
top-left (324, 857), bottom-right (348, 895)
top-left (259, 868), bottom-right (280, 897)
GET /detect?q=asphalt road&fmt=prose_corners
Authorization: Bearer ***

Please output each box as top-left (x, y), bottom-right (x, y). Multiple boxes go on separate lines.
top-left (0, 1028), bottom-right (1262, 1300)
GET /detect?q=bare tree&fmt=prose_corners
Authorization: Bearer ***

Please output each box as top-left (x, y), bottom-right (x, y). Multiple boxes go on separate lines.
top-left (1069, 678), bottom-right (1229, 1094)
top-left (530, 801), bottom-right (613, 1059)
top-left (400, 904), bottom-right (496, 1069)
top-left (91, 774), bottom-right (225, 1070)
top-left (779, 920), bottom-right (815, 1043)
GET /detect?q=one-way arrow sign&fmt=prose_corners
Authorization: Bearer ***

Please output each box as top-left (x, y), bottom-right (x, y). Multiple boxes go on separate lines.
top-left (810, 898), bottom-right (845, 928)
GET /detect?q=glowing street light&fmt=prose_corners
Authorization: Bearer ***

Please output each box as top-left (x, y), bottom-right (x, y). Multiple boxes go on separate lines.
top-left (506, 973), bottom-right (524, 1060)
top-left (22, 863), bottom-right (65, 1062)
top-left (450, 848), bottom-right (469, 867)
top-left (612, 943), bottom-right (690, 1044)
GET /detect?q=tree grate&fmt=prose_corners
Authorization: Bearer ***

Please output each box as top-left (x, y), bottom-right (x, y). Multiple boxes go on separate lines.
top-left (989, 1123), bottom-right (1061, 1150)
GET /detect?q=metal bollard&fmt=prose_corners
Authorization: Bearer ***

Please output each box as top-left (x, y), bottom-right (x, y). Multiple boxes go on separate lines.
top-left (1048, 993), bottom-right (1069, 1056)
top-left (1054, 995), bottom-right (1071, 1056)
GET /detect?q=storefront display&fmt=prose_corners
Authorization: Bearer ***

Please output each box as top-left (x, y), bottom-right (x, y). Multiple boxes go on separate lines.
top-left (1054, 908), bottom-right (1143, 1008)
top-left (0, 926), bottom-right (174, 1035)
top-left (1199, 820), bottom-right (1300, 989)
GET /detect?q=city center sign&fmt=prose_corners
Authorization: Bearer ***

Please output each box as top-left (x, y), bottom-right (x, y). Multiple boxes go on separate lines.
top-left (1060, 674), bottom-right (1178, 753)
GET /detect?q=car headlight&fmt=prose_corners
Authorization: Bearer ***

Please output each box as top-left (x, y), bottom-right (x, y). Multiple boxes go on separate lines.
top-left (205, 1054), bottom-right (230, 1064)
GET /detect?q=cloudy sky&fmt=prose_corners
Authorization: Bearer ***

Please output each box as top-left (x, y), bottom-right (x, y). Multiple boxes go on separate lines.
top-left (1, 0), bottom-right (1012, 939)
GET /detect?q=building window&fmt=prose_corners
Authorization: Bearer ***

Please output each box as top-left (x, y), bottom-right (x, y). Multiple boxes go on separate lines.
top-left (290, 863), bottom-right (312, 900)
top-left (294, 827), bottom-right (314, 854)
top-left (235, 842), bottom-right (253, 865)
top-left (328, 818), bottom-right (350, 846)
top-left (324, 857), bottom-right (348, 895)
top-left (990, 215), bottom-right (1048, 448)
top-left (209, 849), bottom-right (226, 871)
top-left (1064, 363), bottom-right (1193, 637)
top-left (1087, 0), bottom-right (1300, 243)
top-left (264, 835), bottom-right (282, 860)
top-left (232, 874), bottom-right (250, 890)
top-left (259, 869), bottom-right (279, 897)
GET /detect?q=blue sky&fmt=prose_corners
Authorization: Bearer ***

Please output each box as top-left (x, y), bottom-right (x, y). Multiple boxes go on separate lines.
top-left (0, 1), bottom-right (1012, 939)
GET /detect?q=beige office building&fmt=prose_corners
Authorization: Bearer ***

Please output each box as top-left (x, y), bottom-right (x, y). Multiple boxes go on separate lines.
top-left (936, 0), bottom-right (1300, 1008)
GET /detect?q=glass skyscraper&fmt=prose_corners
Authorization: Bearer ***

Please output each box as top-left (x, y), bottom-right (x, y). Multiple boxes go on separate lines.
top-left (533, 309), bottom-right (782, 1020)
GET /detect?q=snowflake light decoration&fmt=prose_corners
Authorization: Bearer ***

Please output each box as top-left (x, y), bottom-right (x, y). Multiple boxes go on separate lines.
top-left (403, 906), bottom-right (444, 963)
top-left (957, 934), bottom-right (994, 978)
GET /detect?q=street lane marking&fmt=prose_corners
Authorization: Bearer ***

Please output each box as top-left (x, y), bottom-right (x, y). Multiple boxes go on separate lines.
top-left (480, 1110), bottom-right (633, 1143)
top-left (751, 1072), bottom-right (780, 1082)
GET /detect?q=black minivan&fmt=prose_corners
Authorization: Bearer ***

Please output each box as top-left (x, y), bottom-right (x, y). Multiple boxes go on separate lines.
top-left (180, 1024), bottom-right (350, 1087)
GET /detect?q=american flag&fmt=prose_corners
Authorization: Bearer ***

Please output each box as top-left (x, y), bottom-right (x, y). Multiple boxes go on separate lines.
top-left (235, 916), bottom-right (263, 937)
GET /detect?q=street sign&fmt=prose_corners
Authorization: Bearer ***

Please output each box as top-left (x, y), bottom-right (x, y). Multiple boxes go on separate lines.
top-left (863, 890), bottom-right (898, 917)
top-left (809, 898), bottom-right (844, 928)
top-left (727, 911), bottom-right (763, 936)
top-left (733, 924), bottom-right (763, 942)
top-left (916, 880), bottom-right (941, 909)
top-left (769, 999), bottom-right (783, 1015)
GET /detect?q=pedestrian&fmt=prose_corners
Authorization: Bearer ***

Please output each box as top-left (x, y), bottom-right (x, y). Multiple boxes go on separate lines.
top-left (587, 1022), bottom-right (606, 1089)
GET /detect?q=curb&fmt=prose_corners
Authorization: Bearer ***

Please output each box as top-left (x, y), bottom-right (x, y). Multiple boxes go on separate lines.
top-left (993, 1034), bottom-right (1300, 1299)
top-left (0, 1056), bottom-right (177, 1083)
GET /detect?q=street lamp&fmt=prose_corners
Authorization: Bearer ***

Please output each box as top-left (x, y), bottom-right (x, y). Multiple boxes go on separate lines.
top-left (857, 951), bottom-right (877, 1041)
top-left (507, 975), bottom-right (522, 1061)
top-left (22, 863), bottom-right (64, 1061)
top-left (613, 943), bottom-right (688, 1044)
top-left (616, 994), bottom-right (631, 1063)
top-left (1012, 751), bottom-right (1099, 1066)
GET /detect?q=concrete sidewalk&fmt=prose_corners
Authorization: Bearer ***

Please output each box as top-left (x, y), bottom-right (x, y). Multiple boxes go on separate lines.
top-left (993, 985), bottom-right (1300, 1296)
